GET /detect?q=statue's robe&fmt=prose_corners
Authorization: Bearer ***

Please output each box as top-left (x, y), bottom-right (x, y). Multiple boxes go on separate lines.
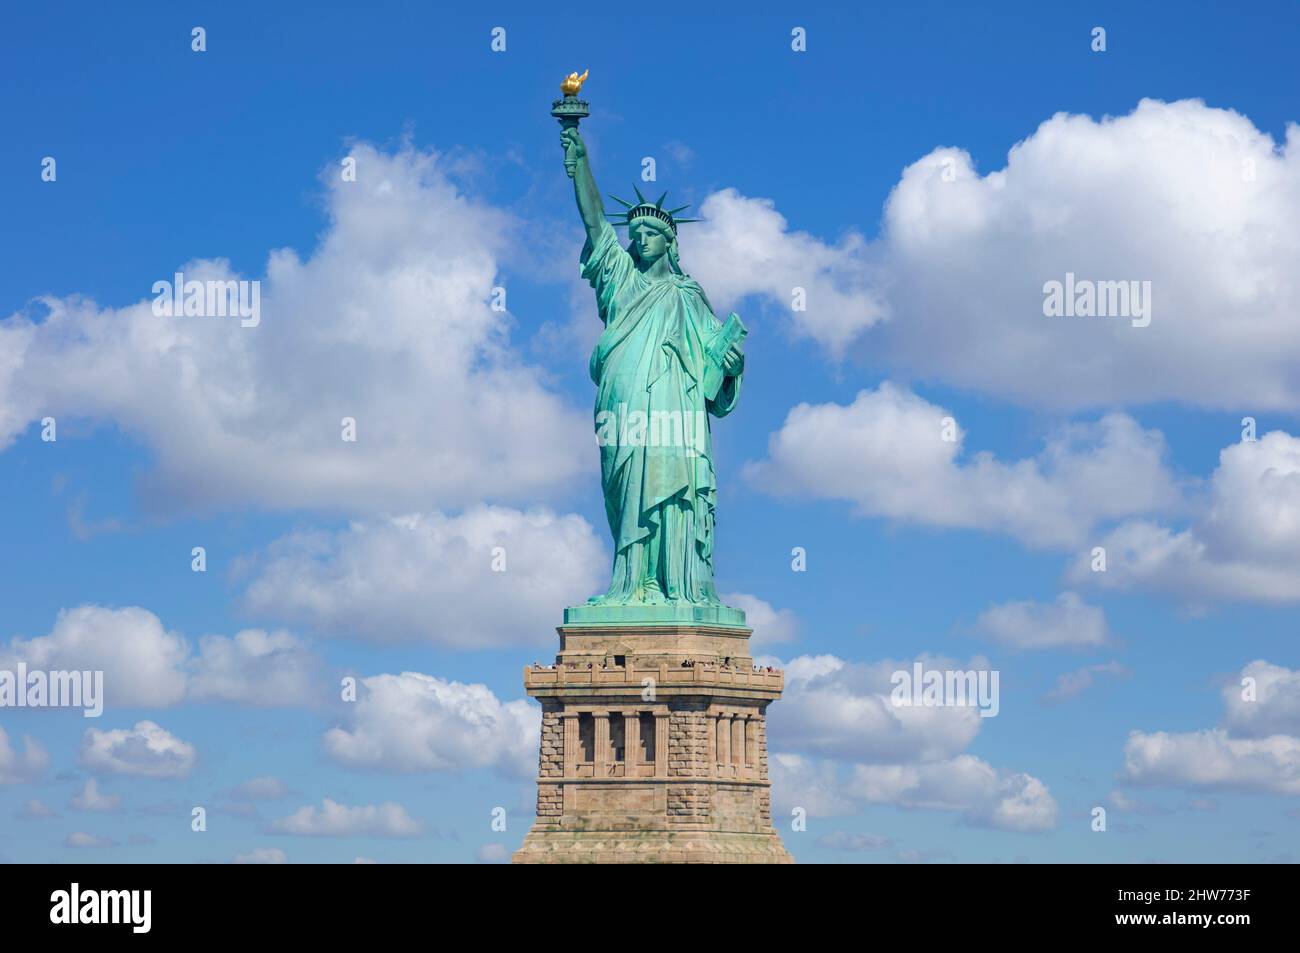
top-left (581, 219), bottom-right (741, 605)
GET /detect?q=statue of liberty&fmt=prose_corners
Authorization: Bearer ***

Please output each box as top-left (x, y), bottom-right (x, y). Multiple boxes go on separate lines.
top-left (559, 117), bottom-right (747, 620)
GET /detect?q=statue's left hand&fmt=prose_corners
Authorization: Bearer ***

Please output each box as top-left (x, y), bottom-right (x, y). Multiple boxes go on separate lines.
top-left (722, 343), bottom-right (745, 377)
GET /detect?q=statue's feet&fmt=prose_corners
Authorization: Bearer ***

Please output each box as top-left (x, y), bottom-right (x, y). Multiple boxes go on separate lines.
top-left (639, 580), bottom-right (667, 605)
top-left (586, 587), bottom-right (624, 606)
top-left (588, 581), bottom-right (707, 608)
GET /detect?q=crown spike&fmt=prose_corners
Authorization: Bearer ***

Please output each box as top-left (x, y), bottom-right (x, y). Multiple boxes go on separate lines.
top-left (609, 185), bottom-right (701, 235)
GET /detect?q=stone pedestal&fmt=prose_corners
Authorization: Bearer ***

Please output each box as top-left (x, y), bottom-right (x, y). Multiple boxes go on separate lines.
top-left (512, 620), bottom-right (793, 864)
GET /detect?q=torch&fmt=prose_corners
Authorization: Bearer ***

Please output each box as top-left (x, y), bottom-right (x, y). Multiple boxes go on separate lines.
top-left (551, 70), bottom-right (590, 177)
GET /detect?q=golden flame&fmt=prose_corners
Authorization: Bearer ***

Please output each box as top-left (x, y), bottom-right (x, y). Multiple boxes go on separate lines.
top-left (560, 69), bottom-right (589, 96)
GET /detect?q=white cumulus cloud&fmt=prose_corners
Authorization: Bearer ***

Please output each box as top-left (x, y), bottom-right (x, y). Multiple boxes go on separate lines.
top-left (687, 188), bottom-right (884, 352)
top-left (188, 629), bottom-right (323, 707)
top-left (0, 606), bottom-right (188, 708)
top-left (240, 507), bottom-right (605, 647)
top-left (268, 798), bottom-right (422, 837)
top-left (850, 757), bottom-right (1058, 832)
top-left (64, 831), bottom-right (115, 849)
top-left (1123, 729), bottom-right (1300, 796)
top-left (0, 727), bottom-right (49, 784)
top-left (1224, 660), bottom-right (1300, 737)
top-left (1073, 430), bottom-right (1300, 605)
top-left (746, 383), bottom-right (1179, 549)
top-left (233, 847), bottom-right (288, 864)
top-left (770, 653), bottom-right (986, 763)
top-left (721, 592), bottom-right (799, 647)
top-left (79, 721), bottom-right (197, 779)
top-left (323, 672), bottom-right (538, 777)
top-left (1, 606), bottom-right (325, 710)
top-left (0, 143), bottom-right (587, 515)
top-left (1040, 661), bottom-right (1131, 705)
top-left (865, 99), bottom-right (1300, 411)
top-left (766, 652), bottom-right (1057, 831)
top-left (70, 777), bottom-right (122, 812)
top-left (972, 592), bottom-right (1111, 650)
top-left (1122, 660), bottom-right (1300, 796)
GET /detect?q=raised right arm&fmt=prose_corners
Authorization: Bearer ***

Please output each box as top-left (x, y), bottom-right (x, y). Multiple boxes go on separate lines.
top-left (561, 127), bottom-right (605, 246)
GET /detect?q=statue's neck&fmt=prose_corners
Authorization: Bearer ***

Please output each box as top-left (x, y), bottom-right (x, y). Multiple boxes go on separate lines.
top-left (637, 256), bottom-right (674, 280)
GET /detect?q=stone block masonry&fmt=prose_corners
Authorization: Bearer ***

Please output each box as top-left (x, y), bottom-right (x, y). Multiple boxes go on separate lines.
top-left (513, 622), bottom-right (793, 864)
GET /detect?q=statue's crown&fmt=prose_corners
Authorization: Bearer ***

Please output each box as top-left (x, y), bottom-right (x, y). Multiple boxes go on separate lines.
top-left (608, 185), bottom-right (699, 235)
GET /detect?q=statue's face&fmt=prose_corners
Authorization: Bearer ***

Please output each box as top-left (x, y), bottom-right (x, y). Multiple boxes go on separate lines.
top-left (630, 220), bottom-right (670, 263)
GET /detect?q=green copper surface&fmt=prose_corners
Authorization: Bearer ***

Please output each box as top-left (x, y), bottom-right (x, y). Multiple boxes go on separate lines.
top-left (557, 112), bottom-right (748, 626)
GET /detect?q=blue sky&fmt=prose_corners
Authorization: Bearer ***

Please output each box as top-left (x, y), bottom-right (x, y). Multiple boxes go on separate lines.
top-left (2, 1), bottom-right (1299, 863)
